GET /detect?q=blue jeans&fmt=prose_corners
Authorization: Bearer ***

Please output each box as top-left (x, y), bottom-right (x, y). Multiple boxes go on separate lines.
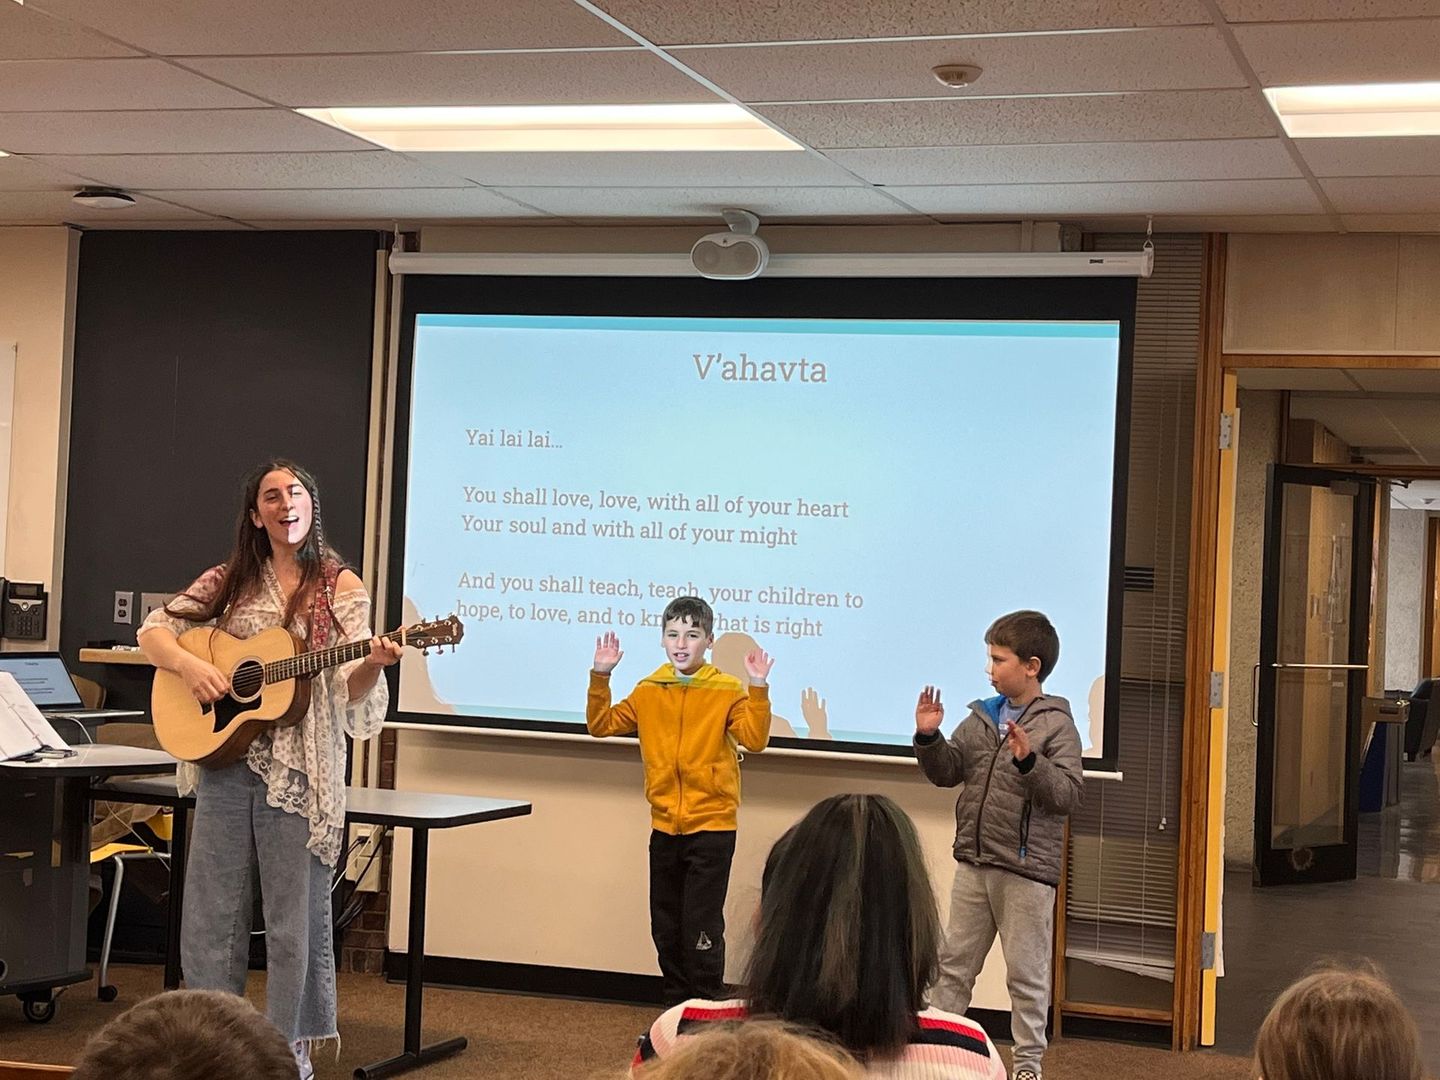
top-left (181, 761), bottom-right (337, 1043)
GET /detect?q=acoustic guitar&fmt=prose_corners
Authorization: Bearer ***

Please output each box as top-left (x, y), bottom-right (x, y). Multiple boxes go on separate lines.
top-left (152, 615), bottom-right (463, 765)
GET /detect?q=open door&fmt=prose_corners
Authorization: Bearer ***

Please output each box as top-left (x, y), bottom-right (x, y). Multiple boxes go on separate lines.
top-left (1253, 465), bottom-right (1374, 886)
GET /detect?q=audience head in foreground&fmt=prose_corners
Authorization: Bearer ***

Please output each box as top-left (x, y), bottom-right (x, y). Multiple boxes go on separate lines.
top-left (1255, 966), bottom-right (1421, 1080)
top-left (72, 989), bottom-right (298, 1080)
top-left (637, 793), bottom-right (1005, 1079)
top-left (748, 793), bottom-right (939, 1058)
top-left (635, 1021), bottom-right (860, 1080)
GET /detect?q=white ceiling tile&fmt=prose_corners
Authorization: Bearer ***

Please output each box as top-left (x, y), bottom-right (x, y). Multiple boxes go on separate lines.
top-left (0, 188), bottom-right (221, 224)
top-left (827, 139), bottom-right (1298, 184)
top-left (1298, 137), bottom-right (1440, 178)
top-left (1322, 177), bottom-right (1440, 214)
top-left (593, 0), bottom-right (1205, 46)
top-left (421, 150), bottom-right (863, 188)
top-left (1347, 369), bottom-right (1440, 392)
top-left (31, 0), bottom-right (630, 54)
top-left (676, 28), bottom-right (1245, 103)
top-left (757, 90), bottom-right (1278, 148)
top-left (0, 154), bottom-right (96, 190)
top-left (183, 50), bottom-right (714, 109)
top-left (1233, 19), bottom-right (1440, 87)
top-left (888, 178), bottom-right (1321, 216)
top-left (0, 4), bottom-right (139, 59)
top-left (37, 150), bottom-right (477, 190)
top-left (490, 185), bottom-right (919, 220)
top-left (1216, 1), bottom-right (1440, 21)
top-left (0, 109), bottom-right (374, 154)
top-left (1235, 368), bottom-right (1361, 390)
top-left (153, 187), bottom-right (550, 220)
top-left (1340, 213), bottom-right (1440, 231)
top-left (0, 58), bottom-right (263, 111)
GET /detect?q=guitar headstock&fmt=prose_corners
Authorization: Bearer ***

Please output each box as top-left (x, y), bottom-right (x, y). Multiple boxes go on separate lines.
top-left (395, 614), bottom-right (464, 654)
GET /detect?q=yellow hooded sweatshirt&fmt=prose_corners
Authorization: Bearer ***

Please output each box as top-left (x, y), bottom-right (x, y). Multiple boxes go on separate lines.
top-left (587, 663), bottom-right (771, 835)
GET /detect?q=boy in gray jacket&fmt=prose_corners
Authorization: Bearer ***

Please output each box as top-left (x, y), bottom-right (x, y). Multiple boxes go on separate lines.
top-left (913, 609), bottom-right (1083, 1080)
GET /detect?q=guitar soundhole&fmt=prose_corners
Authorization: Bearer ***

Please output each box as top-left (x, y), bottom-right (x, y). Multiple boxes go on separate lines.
top-left (230, 659), bottom-right (265, 703)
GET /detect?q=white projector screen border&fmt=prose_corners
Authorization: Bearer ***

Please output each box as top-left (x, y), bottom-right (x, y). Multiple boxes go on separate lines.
top-left (384, 275), bottom-right (1134, 772)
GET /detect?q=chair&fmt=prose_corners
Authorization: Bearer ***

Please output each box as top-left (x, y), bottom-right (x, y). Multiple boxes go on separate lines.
top-left (1403, 678), bottom-right (1436, 760)
top-left (91, 813), bottom-right (171, 1003)
top-left (83, 682), bottom-right (170, 1003)
top-left (70, 674), bottom-right (106, 710)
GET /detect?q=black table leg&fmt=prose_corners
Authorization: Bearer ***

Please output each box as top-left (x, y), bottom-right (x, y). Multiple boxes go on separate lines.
top-left (164, 804), bottom-right (189, 990)
top-left (354, 828), bottom-right (466, 1080)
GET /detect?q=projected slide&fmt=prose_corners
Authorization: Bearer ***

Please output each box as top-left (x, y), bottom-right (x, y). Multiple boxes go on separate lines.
top-left (399, 313), bottom-right (1119, 755)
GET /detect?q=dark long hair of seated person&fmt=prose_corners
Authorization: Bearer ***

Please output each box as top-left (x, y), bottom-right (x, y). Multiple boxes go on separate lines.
top-left (746, 793), bottom-right (940, 1059)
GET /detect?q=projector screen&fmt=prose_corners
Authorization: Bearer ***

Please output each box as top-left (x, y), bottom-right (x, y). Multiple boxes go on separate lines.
top-left (389, 276), bottom-right (1131, 768)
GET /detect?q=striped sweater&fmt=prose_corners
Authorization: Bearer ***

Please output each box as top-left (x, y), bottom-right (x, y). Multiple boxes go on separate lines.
top-left (634, 998), bottom-right (1007, 1080)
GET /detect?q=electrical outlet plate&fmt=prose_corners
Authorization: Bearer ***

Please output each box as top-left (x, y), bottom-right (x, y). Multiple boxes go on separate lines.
top-left (140, 592), bottom-right (173, 621)
top-left (348, 824), bottom-right (385, 892)
top-left (113, 590), bottom-right (133, 624)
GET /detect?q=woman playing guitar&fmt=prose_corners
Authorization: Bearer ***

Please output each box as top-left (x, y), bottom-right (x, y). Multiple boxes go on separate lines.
top-left (138, 460), bottom-right (400, 1079)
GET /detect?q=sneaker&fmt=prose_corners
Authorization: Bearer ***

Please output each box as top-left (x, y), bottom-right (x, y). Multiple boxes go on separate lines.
top-left (1014, 1071), bottom-right (1040, 1080)
top-left (292, 1041), bottom-right (314, 1080)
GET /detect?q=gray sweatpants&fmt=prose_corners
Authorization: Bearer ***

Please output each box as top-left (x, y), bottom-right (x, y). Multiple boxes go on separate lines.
top-left (181, 761), bottom-right (337, 1044)
top-left (931, 861), bottom-right (1056, 1078)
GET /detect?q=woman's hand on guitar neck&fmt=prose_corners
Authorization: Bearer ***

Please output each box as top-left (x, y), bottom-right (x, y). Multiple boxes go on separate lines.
top-left (181, 654), bottom-right (230, 704)
top-left (363, 636), bottom-right (404, 668)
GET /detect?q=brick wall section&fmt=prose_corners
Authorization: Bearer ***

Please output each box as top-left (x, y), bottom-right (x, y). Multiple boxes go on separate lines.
top-left (340, 727), bottom-right (398, 973)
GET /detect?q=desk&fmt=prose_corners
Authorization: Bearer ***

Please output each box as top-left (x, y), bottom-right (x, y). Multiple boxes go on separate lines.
top-left (77, 648), bottom-right (153, 666)
top-left (346, 789), bottom-right (531, 1080)
top-left (0, 747), bottom-right (175, 1022)
top-left (92, 778), bottom-right (532, 1080)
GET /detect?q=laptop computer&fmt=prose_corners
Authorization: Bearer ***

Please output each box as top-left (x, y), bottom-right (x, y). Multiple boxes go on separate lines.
top-left (0, 652), bottom-right (145, 722)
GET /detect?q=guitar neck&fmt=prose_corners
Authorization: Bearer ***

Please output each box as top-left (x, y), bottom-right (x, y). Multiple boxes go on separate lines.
top-left (264, 632), bottom-right (398, 684)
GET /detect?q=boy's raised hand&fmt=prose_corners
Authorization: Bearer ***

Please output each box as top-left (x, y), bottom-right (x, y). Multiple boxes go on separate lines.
top-left (593, 631), bottom-right (623, 674)
top-left (744, 647), bottom-right (775, 686)
top-left (915, 685), bottom-right (945, 735)
top-left (1007, 722), bottom-right (1032, 761)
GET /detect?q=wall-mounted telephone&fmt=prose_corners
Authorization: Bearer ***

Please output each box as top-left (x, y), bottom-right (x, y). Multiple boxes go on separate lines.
top-left (1, 579), bottom-right (49, 641)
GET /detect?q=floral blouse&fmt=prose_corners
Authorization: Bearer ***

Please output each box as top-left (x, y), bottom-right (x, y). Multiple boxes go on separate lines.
top-left (139, 559), bottom-right (388, 866)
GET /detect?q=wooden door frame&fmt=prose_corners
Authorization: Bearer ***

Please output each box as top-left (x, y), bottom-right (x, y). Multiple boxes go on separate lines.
top-left (1172, 247), bottom-right (1440, 1048)
top-left (1425, 518), bottom-right (1440, 680)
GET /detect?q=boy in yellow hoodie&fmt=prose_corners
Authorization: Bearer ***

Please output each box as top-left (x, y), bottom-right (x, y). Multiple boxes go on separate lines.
top-left (588, 595), bottom-right (773, 1004)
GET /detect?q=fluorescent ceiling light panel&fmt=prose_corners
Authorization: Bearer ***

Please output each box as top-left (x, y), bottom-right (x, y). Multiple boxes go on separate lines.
top-left (296, 104), bottom-right (803, 152)
top-left (1264, 82), bottom-right (1440, 137)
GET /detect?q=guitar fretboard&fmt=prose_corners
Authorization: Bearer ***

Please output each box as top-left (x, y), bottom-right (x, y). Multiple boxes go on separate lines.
top-left (263, 632), bottom-right (401, 684)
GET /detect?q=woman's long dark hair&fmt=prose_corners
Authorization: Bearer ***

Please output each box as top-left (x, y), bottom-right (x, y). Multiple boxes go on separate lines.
top-left (744, 794), bottom-right (940, 1059)
top-left (166, 459), bottom-right (346, 636)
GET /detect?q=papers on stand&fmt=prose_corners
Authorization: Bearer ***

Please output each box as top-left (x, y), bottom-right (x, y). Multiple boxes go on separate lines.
top-left (0, 670), bottom-right (69, 761)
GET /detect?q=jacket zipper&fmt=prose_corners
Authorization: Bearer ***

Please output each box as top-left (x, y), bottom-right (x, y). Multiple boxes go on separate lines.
top-left (674, 683), bottom-right (687, 832)
top-left (973, 728), bottom-right (1005, 859)
top-left (973, 699), bottom-right (1041, 861)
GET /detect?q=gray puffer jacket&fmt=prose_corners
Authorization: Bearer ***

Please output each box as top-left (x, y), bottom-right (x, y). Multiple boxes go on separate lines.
top-left (914, 693), bottom-right (1083, 887)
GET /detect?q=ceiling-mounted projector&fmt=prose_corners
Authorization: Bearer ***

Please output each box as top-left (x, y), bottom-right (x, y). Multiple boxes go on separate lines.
top-left (690, 208), bottom-right (769, 280)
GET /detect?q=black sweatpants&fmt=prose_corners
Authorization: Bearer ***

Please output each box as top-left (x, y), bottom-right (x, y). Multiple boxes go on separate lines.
top-left (648, 829), bottom-right (736, 1005)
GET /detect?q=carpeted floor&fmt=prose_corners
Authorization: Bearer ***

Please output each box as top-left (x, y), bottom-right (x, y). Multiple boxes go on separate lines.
top-left (1, 964), bottom-right (1255, 1079)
